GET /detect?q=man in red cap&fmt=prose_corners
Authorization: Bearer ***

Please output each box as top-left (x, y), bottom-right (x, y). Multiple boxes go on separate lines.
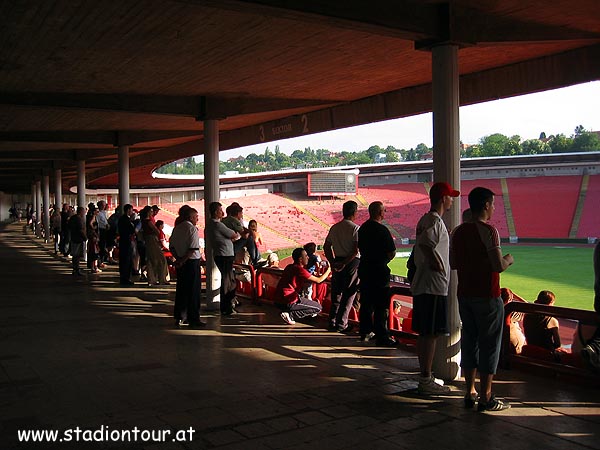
top-left (412, 181), bottom-right (459, 394)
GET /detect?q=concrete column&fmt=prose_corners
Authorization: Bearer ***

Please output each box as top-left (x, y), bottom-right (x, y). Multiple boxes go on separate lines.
top-left (431, 44), bottom-right (461, 381)
top-left (35, 180), bottom-right (42, 237)
top-left (118, 145), bottom-right (130, 207)
top-left (54, 168), bottom-right (62, 208)
top-left (77, 159), bottom-right (86, 209)
top-left (42, 173), bottom-right (50, 243)
top-left (204, 119), bottom-right (221, 310)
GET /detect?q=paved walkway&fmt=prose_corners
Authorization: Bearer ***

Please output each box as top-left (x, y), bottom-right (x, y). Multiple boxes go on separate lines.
top-left (0, 222), bottom-right (599, 449)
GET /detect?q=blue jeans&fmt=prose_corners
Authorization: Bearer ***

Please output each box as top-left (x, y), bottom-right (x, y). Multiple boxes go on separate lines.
top-left (458, 296), bottom-right (504, 374)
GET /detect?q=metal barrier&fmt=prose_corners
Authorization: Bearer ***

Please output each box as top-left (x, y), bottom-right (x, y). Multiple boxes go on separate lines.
top-left (502, 301), bottom-right (600, 383)
top-left (389, 283), bottom-right (418, 341)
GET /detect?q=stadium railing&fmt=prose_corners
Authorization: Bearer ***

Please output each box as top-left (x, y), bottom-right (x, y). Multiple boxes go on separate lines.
top-left (501, 301), bottom-right (600, 384)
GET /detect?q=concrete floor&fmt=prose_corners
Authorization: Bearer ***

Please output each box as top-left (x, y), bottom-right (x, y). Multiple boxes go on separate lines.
top-left (1, 221), bottom-right (599, 449)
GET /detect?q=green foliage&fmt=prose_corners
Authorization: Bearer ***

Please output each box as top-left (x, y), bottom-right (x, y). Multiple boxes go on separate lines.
top-left (521, 139), bottom-right (550, 155)
top-left (547, 133), bottom-right (572, 153)
top-left (156, 125), bottom-right (599, 175)
top-left (572, 129), bottom-right (600, 151)
top-left (155, 157), bottom-right (204, 175)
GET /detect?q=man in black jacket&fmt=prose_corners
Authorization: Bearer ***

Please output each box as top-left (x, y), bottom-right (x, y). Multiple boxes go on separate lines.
top-left (67, 206), bottom-right (87, 276)
top-left (117, 204), bottom-right (135, 285)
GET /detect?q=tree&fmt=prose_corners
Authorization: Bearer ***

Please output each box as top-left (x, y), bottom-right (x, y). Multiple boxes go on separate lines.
top-left (539, 132), bottom-right (547, 140)
top-left (365, 145), bottom-right (383, 162)
top-left (291, 150), bottom-right (304, 160)
top-left (505, 135), bottom-right (522, 156)
top-left (414, 143), bottom-right (430, 159)
top-left (572, 130), bottom-right (600, 152)
top-left (479, 134), bottom-right (509, 157)
top-left (405, 148), bottom-right (417, 161)
top-left (521, 139), bottom-right (549, 155)
top-left (547, 134), bottom-right (573, 153)
top-left (385, 150), bottom-right (400, 162)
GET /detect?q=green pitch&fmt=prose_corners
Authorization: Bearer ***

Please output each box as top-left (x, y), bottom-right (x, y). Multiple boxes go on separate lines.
top-left (389, 245), bottom-right (596, 311)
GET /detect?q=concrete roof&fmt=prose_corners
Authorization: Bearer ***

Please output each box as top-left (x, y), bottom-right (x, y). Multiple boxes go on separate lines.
top-left (1, 0), bottom-right (599, 192)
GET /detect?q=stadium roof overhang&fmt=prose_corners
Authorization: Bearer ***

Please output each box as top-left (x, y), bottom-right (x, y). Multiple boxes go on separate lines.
top-left (1, 0), bottom-right (600, 193)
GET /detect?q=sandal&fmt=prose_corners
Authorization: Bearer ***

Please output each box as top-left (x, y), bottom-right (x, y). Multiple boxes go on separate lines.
top-left (477, 394), bottom-right (510, 412)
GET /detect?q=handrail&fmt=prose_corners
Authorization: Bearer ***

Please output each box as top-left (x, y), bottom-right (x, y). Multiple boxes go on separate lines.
top-left (389, 282), bottom-right (412, 297)
top-left (504, 302), bottom-right (600, 326)
top-left (501, 301), bottom-right (600, 382)
top-left (255, 266), bottom-right (285, 302)
top-left (389, 282), bottom-right (417, 339)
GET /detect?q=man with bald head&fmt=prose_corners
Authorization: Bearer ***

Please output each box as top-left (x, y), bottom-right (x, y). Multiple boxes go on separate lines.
top-left (357, 201), bottom-right (397, 347)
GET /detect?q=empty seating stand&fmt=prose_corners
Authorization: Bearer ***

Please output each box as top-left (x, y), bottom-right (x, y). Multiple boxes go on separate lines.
top-left (508, 176), bottom-right (581, 238)
top-left (578, 174), bottom-right (600, 238)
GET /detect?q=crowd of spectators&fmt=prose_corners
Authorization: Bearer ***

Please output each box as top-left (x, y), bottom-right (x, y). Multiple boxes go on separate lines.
top-left (29, 192), bottom-right (599, 397)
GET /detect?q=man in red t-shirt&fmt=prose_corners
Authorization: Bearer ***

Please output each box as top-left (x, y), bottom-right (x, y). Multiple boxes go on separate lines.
top-left (451, 187), bottom-right (514, 412)
top-left (275, 247), bottom-right (331, 325)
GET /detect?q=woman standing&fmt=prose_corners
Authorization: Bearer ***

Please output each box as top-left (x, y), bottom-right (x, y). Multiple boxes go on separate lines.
top-left (142, 209), bottom-right (169, 286)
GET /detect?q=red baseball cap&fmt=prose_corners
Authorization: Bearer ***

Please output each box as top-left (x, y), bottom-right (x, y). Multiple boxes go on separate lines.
top-left (429, 182), bottom-right (460, 202)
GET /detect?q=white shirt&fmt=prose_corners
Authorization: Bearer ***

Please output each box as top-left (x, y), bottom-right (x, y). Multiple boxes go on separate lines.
top-left (97, 210), bottom-right (108, 230)
top-left (324, 219), bottom-right (359, 258)
top-left (411, 211), bottom-right (450, 296)
top-left (169, 221), bottom-right (201, 260)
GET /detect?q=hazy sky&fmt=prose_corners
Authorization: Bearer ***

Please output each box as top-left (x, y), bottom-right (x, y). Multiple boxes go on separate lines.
top-left (215, 80), bottom-right (600, 161)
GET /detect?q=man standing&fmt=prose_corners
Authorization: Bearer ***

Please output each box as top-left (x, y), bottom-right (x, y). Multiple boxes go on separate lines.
top-left (96, 200), bottom-right (109, 267)
top-left (222, 202), bottom-right (248, 257)
top-left (59, 203), bottom-right (71, 256)
top-left (117, 204), bottom-right (135, 285)
top-left (412, 182), bottom-right (460, 394)
top-left (324, 200), bottom-right (360, 332)
top-left (450, 187), bottom-right (514, 411)
top-left (206, 202), bottom-right (240, 315)
top-left (170, 206), bottom-right (204, 328)
top-left (67, 206), bottom-right (87, 276)
top-left (357, 201), bottom-right (397, 346)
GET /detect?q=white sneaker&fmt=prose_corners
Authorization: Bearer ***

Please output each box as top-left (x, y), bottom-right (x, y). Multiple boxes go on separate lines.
top-left (280, 312), bottom-right (296, 325)
top-left (418, 375), bottom-right (450, 394)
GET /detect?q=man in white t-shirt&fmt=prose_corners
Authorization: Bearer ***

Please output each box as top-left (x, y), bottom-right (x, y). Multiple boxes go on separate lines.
top-left (324, 200), bottom-right (360, 332)
top-left (412, 182), bottom-right (459, 394)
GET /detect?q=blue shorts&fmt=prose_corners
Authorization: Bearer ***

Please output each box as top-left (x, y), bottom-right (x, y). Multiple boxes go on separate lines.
top-left (458, 296), bottom-right (504, 374)
top-left (412, 294), bottom-right (449, 336)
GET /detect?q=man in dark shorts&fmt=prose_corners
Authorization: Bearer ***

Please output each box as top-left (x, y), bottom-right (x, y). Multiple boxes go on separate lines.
top-left (412, 182), bottom-right (459, 394)
top-left (451, 187), bottom-right (514, 411)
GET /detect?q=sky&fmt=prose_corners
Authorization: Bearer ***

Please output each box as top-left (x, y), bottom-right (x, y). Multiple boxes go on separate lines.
top-left (214, 80), bottom-right (600, 161)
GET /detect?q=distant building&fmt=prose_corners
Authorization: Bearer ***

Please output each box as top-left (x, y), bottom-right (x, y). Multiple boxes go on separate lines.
top-left (374, 153), bottom-right (387, 163)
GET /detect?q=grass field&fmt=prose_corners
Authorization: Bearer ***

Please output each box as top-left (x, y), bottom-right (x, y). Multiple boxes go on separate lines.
top-left (388, 245), bottom-right (596, 310)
